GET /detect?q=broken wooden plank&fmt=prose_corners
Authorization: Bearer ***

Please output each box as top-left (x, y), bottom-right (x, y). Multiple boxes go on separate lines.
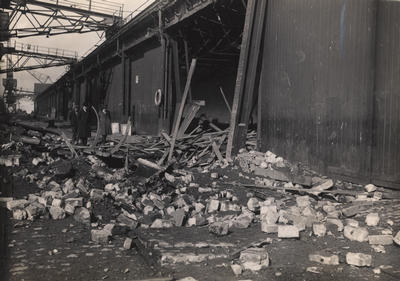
top-left (161, 132), bottom-right (171, 144)
top-left (241, 183), bottom-right (371, 197)
top-left (20, 136), bottom-right (40, 145)
top-left (137, 158), bottom-right (162, 171)
top-left (58, 130), bottom-right (78, 158)
top-left (129, 278), bottom-right (173, 281)
top-left (209, 122), bottom-right (223, 132)
top-left (177, 103), bottom-right (201, 138)
top-left (212, 140), bottom-right (225, 163)
top-left (168, 58), bottom-right (197, 162)
top-left (157, 149), bottom-right (169, 166)
top-left (219, 86), bottom-right (232, 113)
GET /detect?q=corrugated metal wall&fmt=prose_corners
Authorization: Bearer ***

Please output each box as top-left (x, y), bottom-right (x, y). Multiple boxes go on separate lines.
top-left (106, 64), bottom-right (124, 123)
top-left (256, 0), bottom-right (400, 188)
top-left (129, 42), bottom-right (164, 135)
top-left (372, 1), bottom-right (400, 187)
top-left (259, 0), bottom-right (379, 183)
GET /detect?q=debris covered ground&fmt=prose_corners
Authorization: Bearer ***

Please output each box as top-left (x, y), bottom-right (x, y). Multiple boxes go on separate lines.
top-left (1, 115), bottom-right (400, 281)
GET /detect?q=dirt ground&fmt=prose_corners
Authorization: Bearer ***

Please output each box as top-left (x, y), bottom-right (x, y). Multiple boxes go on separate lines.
top-left (1, 116), bottom-right (400, 281)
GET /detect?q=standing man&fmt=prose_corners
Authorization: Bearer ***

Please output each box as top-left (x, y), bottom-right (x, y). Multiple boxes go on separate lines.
top-left (77, 103), bottom-right (90, 145)
top-left (99, 105), bottom-right (111, 144)
top-left (69, 105), bottom-right (79, 144)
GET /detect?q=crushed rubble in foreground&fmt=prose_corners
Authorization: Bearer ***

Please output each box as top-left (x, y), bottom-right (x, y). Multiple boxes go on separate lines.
top-left (1, 118), bottom-right (400, 281)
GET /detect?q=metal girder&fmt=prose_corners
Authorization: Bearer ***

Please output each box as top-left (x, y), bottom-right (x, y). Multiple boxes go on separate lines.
top-left (6, 0), bottom-right (123, 38)
top-left (0, 41), bottom-right (77, 73)
top-left (15, 88), bottom-right (36, 99)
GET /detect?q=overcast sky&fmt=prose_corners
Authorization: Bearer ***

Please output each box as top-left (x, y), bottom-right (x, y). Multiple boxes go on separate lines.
top-left (1, 0), bottom-right (154, 92)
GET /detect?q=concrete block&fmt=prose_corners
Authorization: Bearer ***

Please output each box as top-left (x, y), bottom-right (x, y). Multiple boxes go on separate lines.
top-left (123, 238), bottom-right (133, 250)
top-left (209, 221), bottom-right (229, 236)
top-left (172, 208), bottom-right (186, 227)
top-left (247, 198), bottom-right (260, 212)
top-left (364, 184), bottom-right (377, 193)
top-left (368, 235), bottom-right (393, 245)
top-left (239, 247), bottom-right (269, 271)
top-left (278, 225), bottom-right (299, 238)
top-left (188, 214), bottom-right (206, 226)
top-left (49, 206), bottom-right (65, 220)
top-left (344, 226), bottom-right (369, 242)
top-left (231, 264), bottom-right (243, 276)
top-left (207, 199), bottom-right (220, 213)
top-left (73, 207), bottom-right (91, 225)
top-left (322, 205), bottom-right (336, 214)
top-left (194, 203), bottom-right (205, 213)
top-left (62, 179), bottom-right (75, 194)
top-left (312, 179), bottom-right (334, 192)
top-left (342, 205), bottom-right (362, 217)
top-left (231, 213), bottom-right (253, 229)
top-left (260, 205), bottom-right (279, 224)
top-left (91, 229), bottom-right (110, 244)
top-left (51, 198), bottom-right (62, 208)
top-left (13, 209), bottom-right (27, 220)
top-left (391, 231), bottom-right (400, 247)
top-left (6, 199), bottom-right (28, 211)
top-left (117, 214), bottom-right (138, 229)
top-left (65, 197), bottom-right (83, 207)
top-left (219, 201), bottom-right (229, 212)
top-left (90, 189), bottom-right (104, 201)
top-left (346, 252), bottom-right (372, 267)
top-left (64, 203), bottom-right (75, 215)
top-left (150, 219), bottom-right (174, 228)
top-left (345, 219), bottom-right (359, 227)
top-left (309, 253), bottom-right (339, 265)
top-left (327, 218), bottom-right (344, 232)
top-left (313, 223), bottom-right (327, 237)
top-left (296, 196), bottom-right (311, 208)
top-left (365, 213), bottom-right (380, 226)
top-left (25, 202), bottom-right (45, 220)
top-left (261, 223), bottom-right (278, 233)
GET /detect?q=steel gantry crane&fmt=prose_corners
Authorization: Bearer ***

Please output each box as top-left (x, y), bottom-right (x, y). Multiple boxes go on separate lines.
top-left (0, 40), bottom-right (78, 73)
top-left (0, 0), bottom-right (123, 38)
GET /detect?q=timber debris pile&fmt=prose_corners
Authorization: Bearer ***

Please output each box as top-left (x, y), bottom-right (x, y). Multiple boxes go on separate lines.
top-left (1, 118), bottom-right (400, 278)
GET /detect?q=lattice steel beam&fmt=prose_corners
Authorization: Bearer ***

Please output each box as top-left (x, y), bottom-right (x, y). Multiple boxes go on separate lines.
top-left (0, 41), bottom-right (77, 73)
top-left (6, 0), bottom-right (123, 38)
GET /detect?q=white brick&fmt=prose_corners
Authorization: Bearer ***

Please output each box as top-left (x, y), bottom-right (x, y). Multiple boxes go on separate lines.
top-left (346, 252), bottom-right (372, 267)
top-left (278, 225), bottom-right (299, 238)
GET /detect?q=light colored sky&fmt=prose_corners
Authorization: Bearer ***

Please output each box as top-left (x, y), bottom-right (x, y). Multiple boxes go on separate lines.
top-left (1, 0), bottom-right (154, 93)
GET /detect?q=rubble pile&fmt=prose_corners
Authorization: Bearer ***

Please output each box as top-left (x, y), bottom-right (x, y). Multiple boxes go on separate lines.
top-left (1, 120), bottom-right (399, 279)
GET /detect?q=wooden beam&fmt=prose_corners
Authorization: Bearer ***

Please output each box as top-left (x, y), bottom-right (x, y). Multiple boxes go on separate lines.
top-left (226, 0), bottom-right (257, 160)
top-left (183, 39), bottom-right (192, 102)
top-left (233, 0), bottom-right (268, 151)
top-left (171, 39), bottom-right (182, 101)
top-left (212, 140), bottom-right (225, 162)
top-left (168, 59), bottom-right (197, 162)
top-left (177, 104), bottom-right (201, 138)
top-left (59, 130), bottom-right (78, 158)
top-left (219, 86), bottom-right (231, 113)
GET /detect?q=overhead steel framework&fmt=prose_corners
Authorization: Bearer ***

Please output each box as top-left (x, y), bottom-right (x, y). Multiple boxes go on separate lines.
top-left (4, 0), bottom-right (123, 38)
top-left (0, 40), bottom-right (78, 73)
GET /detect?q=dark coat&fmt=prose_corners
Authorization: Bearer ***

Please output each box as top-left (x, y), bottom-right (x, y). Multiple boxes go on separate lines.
top-left (77, 109), bottom-right (90, 138)
top-left (69, 110), bottom-right (79, 129)
top-left (99, 110), bottom-right (111, 135)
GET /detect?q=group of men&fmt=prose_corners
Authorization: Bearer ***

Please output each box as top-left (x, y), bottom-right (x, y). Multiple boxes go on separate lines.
top-left (69, 103), bottom-right (111, 145)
